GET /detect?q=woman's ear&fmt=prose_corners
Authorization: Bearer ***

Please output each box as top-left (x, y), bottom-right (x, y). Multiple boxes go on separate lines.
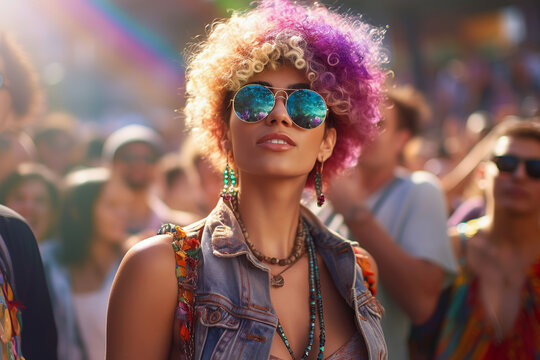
top-left (318, 127), bottom-right (337, 163)
top-left (221, 129), bottom-right (232, 153)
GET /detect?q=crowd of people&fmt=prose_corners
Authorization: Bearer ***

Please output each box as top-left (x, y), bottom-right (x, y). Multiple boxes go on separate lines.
top-left (0, 0), bottom-right (539, 359)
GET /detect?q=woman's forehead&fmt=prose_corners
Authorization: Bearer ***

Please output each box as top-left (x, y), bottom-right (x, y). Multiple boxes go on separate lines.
top-left (247, 65), bottom-right (309, 88)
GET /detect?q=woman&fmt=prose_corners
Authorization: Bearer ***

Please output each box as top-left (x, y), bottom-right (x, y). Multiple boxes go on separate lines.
top-left (42, 168), bottom-right (132, 360)
top-left (0, 162), bottom-right (60, 245)
top-left (107, 1), bottom-right (388, 359)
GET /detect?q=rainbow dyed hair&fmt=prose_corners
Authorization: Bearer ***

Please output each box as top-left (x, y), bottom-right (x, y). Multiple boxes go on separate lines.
top-left (184, 0), bottom-right (388, 186)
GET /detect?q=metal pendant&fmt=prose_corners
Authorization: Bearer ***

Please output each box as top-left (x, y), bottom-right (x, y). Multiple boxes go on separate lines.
top-left (271, 274), bottom-right (284, 288)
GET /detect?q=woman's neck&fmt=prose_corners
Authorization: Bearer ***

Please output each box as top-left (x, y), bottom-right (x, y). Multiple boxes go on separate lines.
top-left (234, 174), bottom-right (306, 260)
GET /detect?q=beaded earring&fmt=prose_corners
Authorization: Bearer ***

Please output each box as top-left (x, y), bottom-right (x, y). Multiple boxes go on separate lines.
top-left (315, 161), bottom-right (325, 207)
top-left (220, 154), bottom-right (237, 201)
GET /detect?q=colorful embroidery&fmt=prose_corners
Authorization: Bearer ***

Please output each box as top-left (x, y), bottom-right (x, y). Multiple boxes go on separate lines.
top-left (435, 220), bottom-right (540, 360)
top-left (158, 224), bottom-right (201, 360)
top-left (0, 271), bottom-right (24, 359)
top-left (352, 246), bottom-right (377, 296)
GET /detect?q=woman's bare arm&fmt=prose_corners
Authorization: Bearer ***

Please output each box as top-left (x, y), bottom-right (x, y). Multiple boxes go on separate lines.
top-left (107, 235), bottom-right (178, 360)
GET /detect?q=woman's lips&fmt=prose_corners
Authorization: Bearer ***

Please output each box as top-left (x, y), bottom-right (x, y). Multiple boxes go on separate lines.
top-left (256, 133), bottom-right (296, 151)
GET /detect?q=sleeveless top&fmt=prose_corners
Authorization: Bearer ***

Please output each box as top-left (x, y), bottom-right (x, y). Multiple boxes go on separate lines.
top-left (162, 200), bottom-right (387, 360)
top-left (435, 218), bottom-right (540, 360)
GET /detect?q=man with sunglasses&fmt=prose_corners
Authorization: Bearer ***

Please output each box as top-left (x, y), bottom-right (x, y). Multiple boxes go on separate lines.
top-left (435, 119), bottom-right (540, 358)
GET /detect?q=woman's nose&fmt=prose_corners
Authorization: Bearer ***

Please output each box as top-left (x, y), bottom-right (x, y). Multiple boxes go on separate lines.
top-left (265, 94), bottom-right (293, 127)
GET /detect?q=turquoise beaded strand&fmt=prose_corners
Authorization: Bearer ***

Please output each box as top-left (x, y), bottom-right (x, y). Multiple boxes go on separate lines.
top-left (308, 233), bottom-right (325, 359)
top-left (275, 225), bottom-right (325, 360)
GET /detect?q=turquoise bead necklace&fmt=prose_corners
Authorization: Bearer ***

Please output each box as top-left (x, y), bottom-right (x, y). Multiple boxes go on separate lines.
top-left (228, 195), bottom-right (325, 359)
top-left (275, 226), bottom-right (325, 360)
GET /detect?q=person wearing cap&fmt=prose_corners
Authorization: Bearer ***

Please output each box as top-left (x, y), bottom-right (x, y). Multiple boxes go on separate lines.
top-left (102, 124), bottom-right (197, 237)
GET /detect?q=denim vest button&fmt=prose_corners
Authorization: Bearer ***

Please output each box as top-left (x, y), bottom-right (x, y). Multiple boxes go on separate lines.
top-left (208, 309), bottom-right (222, 324)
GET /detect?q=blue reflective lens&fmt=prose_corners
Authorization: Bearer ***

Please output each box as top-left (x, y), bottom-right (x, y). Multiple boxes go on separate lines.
top-left (232, 84), bottom-right (327, 129)
top-left (287, 89), bottom-right (327, 129)
top-left (233, 84), bottom-right (275, 123)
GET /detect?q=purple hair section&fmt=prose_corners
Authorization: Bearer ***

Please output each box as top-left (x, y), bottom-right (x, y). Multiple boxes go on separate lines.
top-left (256, 0), bottom-right (387, 184)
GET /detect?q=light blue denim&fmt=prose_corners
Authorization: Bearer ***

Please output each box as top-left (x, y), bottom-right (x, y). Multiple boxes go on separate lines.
top-left (185, 200), bottom-right (387, 360)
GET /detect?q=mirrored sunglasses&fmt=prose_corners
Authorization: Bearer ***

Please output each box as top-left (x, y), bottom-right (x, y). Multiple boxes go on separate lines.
top-left (232, 84), bottom-right (327, 129)
top-left (492, 155), bottom-right (540, 179)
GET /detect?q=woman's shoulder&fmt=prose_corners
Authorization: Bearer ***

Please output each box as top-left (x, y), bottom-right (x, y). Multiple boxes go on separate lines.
top-left (119, 234), bottom-right (177, 281)
top-left (121, 220), bottom-right (206, 276)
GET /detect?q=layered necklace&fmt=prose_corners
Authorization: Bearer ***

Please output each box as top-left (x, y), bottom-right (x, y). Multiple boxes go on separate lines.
top-left (230, 196), bottom-right (325, 359)
top-left (231, 196), bottom-right (306, 287)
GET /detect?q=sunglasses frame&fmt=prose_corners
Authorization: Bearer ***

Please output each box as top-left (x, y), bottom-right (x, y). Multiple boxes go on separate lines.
top-left (492, 154), bottom-right (540, 179)
top-left (231, 84), bottom-right (328, 130)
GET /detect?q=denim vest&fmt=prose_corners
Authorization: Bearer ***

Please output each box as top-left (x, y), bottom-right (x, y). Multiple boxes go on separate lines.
top-left (184, 200), bottom-right (387, 359)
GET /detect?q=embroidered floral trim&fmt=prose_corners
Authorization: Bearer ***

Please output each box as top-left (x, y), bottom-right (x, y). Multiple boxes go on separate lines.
top-left (352, 246), bottom-right (377, 296)
top-left (0, 271), bottom-right (24, 359)
top-left (158, 223), bottom-right (201, 360)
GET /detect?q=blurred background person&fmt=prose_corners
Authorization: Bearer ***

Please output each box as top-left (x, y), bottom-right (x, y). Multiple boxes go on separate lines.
top-left (435, 119), bottom-right (540, 359)
top-left (31, 111), bottom-right (82, 177)
top-left (313, 85), bottom-right (457, 359)
top-left (0, 162), bottom-right (60, 246)
top-left (0, 130), bottom-right (36, 184)
top-left (102, 124), bottom-right (197, 235)
top-left (177, 134), bottom-right (224, 217)
top-left (41, 167), bottom-right (132, 360)
top-left (82, 134), bottom-right (106, 168)
top-left (158, 152), bottom-right (204, 217)
top-left (0, 30), bottom-right (57, 359)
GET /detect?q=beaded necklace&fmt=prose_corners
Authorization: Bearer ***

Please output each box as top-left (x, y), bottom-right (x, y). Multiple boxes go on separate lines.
top-left (229, 197), bottom-right (325, 359)
top-left (231, 196), bottom-right (306, 267)
top-left (276, 231), bottom-right (325, 359)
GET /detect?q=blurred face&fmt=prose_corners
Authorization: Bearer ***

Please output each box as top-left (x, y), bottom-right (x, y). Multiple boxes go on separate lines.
top-left (485, 136), bottom-right (540, 215)
top-left (113, 142), bottom-right (158, 191)
top-left (35, 132), bottom-right (76, 175)
top-left (92, 181), bottom-right (132, 244)
top-left (359, 105), bottom-right (410, 170)
top-left (0, 58), bottom-right (14, 131)
top-left (228, 65), bottom-right (336, 182)
top-left (5, 178), bottom-right (53, 241)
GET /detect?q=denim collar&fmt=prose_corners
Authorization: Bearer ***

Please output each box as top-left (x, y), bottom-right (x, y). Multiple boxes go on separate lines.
top-left (207, 199), bottom-right (355, 274)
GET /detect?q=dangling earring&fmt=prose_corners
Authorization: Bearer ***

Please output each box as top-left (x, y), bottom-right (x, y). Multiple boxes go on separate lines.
top-left (221, 154), bottom-right (237, 201)
top-left (315, 161), bottom-right (325, 207)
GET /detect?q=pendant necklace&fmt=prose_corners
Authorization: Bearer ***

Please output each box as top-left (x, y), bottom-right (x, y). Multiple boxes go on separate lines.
top-left (230, 196), bottom-right (306, 287)
top-left (270, 261), bottom-right (297, 287)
